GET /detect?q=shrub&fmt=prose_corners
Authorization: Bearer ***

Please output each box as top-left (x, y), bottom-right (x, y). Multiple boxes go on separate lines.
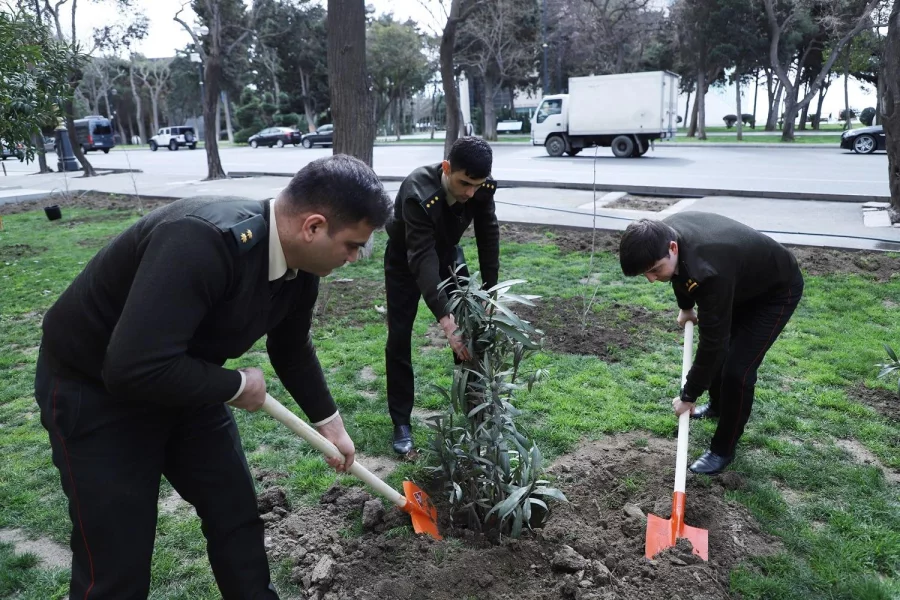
top-left (427, 268), bottom-right (565, 538)
top-left (860, 107), bottom-right (876, 127)
top-left (723, 114), bottom-right (738, 128)
top-left (741, 113), bottom-right (756, 128)
top-left (273, 112), bottom-right (301, 128)
top-left (839, 108), bottom-right (858, 121)
top-left (234, 127), bottom-right (258, 144)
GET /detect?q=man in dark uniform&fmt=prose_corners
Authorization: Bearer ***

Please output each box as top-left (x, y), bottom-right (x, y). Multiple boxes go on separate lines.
top-left (618, 212), bottom-right (804, 475)
top-left (34, 155), bottom-right (392, 599)
top-left (383, 137), bottom-right (499, 454)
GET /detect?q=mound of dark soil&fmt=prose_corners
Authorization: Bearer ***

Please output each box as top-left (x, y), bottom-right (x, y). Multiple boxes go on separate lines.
top-left (260, 433), bottom-right (778, 600)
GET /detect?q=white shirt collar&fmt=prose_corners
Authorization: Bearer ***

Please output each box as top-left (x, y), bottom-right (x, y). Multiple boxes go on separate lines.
top-left (268, 198), bottom-right (297, 281)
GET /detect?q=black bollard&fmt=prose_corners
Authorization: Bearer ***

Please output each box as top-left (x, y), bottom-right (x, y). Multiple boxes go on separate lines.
top-left (55, 126), bottom-right (80, 172)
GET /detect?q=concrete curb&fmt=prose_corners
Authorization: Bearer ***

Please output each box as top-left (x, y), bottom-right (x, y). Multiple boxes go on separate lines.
top-left (227, 171), bottom-right (888, 204)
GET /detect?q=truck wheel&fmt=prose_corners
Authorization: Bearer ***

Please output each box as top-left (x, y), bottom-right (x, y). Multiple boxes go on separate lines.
top-left (611, 136), bottom-right (635, 158)
top-left (149, 141), bottom-right (158, 151)
top-left (545, 136), bottom-right (566, 157)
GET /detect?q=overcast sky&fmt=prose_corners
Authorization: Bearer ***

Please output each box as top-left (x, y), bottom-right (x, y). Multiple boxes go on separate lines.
top-left (74, 0), bottom-right (444, 58)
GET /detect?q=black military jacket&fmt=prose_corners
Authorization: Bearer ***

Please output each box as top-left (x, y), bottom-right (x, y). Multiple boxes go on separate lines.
top-left (385, 163), bottom-right (500, 320)
top-left (40, 196), bottom-right (336, 422)
top-left (664, 211), bottom-right (800, 401)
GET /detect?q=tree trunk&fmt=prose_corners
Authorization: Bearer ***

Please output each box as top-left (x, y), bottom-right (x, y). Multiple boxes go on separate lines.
top-left (735, 72), bottom-right (743, 141)
top-left (65, 101), bottom-right (97, 177)
top-left (299, 69), bottom-right (317, 132)
top-left (117, 117), bottom-right (127, 146)
top-left (688, 89), bottom-right (700, 137)
top-left (151, 92), bottom-right (160, 134)
top-left (813, 81), bottom-right (829, 130)
top-left (223, 90), bottom-right (234, 143)
top-left (876, 74), bottom-right (884, 126)
top-left (129, 64), bottom-right (147, 144)
top-left (483, 73), bottom-right (498, 142)
top-left (32, 131), bottom-right (51, 173)
top-left (683, 89), bottom-right (691, 128)
top-left (781, 86), bottom-right (800, 141)
top-left (697, 67), bottom-right (707, 140)
top-left (202, 55), bottom-right (227, 180)
top-left (844, 47), bottom-right (852, 130)
top-left (215, 95), bottom-right (222, 142)
top-left (751, 70), bottom-right (760, 129)
top-left (327, 0), bottom-right (374, 167)
top-left (441, 0), bottom-right (464, 156)
top-left (884, 0), bottom-right (899, 210)
top-left (766, 81), bottom-right (782, 131)
top-left (394, 96), bottom-right (402, 141)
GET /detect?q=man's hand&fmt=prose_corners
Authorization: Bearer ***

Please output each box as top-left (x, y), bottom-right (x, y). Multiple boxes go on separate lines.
top-left (316, 413), bottom-right (355, 473)
top-left (672, 396), bottom-right (695, 416)
top-left (229, 367), bottom-right (266, 412)
top-left (677, 308), bottom-right (698, 327)
top-left (439, 314), bottom-right (471, 361)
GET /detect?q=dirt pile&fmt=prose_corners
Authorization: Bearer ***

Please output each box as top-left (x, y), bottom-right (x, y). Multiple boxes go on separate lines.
top-left (260, 433), bottom-right (778, 600)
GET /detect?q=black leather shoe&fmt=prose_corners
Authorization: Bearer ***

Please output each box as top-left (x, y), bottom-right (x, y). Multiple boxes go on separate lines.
top-left (691, 403), bottom-right (719, 420)
top-left (392, 425), bottom-right (413, 455)
top-left (689, 450), bottom-right (734, 476)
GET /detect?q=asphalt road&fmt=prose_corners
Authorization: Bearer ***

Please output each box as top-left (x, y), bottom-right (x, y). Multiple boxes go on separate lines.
top-left (2, 142), bottom-right (889, 198)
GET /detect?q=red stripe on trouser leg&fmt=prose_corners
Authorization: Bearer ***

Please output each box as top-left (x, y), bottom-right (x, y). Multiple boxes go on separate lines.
top-left (52, 378), bottom-right (96, 599)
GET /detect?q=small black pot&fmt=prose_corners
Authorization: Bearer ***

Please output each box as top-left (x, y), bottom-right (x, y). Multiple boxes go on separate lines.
top-left (44, 205), bottom-right (62, 221)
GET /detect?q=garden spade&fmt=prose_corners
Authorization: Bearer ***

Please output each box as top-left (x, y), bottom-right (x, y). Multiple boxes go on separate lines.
top-left (260, 394), bottom-right (442, 540)
top-left (644, 322), bottom-right (709, 561)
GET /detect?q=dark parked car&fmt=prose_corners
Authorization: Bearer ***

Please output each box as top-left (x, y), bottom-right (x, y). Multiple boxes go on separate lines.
top-left (840, 125), bottom-right (886, 154)
top-left (74, 116), bottom-right (116, 153)
top-left (248, 127), bottom-right (301, 148)
top-left (0, 139), bottom-right (24, 160)
top-left (301, 124), bottom-right (333, 148)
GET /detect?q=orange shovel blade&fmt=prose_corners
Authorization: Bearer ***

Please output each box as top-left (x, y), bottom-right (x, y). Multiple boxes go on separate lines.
top-left (645, 492), bottom-right (708, 561)
top-left (401, 481), bottom-right (442, 540)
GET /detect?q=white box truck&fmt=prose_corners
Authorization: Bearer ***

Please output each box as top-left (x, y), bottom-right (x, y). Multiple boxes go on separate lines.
top-left (531, 71), bottom-right (680, 158)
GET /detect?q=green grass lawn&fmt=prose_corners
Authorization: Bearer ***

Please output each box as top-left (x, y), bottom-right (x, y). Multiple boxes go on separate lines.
top-left (1, 207), bottom-right (898, 599)
top-left (672, 134), bottom-right (841, 144)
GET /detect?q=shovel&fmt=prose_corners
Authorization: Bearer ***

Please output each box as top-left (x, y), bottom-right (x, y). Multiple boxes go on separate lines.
top-left (644, 321), bottom-right (709, 561)
top-left (260, 394), bottom-right (442, 540)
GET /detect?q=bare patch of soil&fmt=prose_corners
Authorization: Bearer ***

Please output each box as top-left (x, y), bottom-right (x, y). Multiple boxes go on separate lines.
top-left (518, 298), bottom-right (676, 359)
top-left (848, 383), bottom-right (900, 421)
top-left (261, 432), bottom-right (777, 599)
top-left (608, 195), bottom-right (682, 212)
top-left (0, 191), bottom-right (174, 216)
top-left (0, 528), bottom-right (71, 569)
top-left (0, 243), bottom-right (47, 262)
top-left (787, 247), bottom-right (900, 282)
top-left (489, 224), bottom-right (900, 280)
top-left (314, 279), bottom-right (385, 325)
top-left (835, 439), bottom-right (900, 485)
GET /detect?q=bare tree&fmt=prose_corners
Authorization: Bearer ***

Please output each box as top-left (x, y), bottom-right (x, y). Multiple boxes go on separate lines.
top-left (257, 43), bottom-right (282, 101)
top-left (884, 0), bottom-right (899, 209)
top-left (136, 58), bottom-right (174, 133)
top-left (763, 0), bottom-right (882, 141)
top-left (129, 58), bottom-right (148, 143)
top-left (175, 1), bottom-right (255, 180)
top-left (441, 0), bottom-right (479, 155)
top-left (457, 0), bottom-right (537, 140)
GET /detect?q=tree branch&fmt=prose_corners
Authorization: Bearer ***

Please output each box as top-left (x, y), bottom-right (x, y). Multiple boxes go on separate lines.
top-left (174, 3), bottom-right (206, 61)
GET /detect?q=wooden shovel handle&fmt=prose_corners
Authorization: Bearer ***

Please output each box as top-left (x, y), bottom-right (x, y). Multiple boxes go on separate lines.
top-left (261, 394), bottom-right (407, 509)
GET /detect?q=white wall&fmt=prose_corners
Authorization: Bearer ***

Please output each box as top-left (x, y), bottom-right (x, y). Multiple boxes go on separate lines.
top-left (677, 74), bottom-right (878, 128)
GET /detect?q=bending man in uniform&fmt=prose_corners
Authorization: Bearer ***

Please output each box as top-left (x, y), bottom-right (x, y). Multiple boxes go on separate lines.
top-left (34, 155), bottom-right (392, 599)
top-left (384, 137), bottom-right (500, 455)
top-left (618, 213), bottom-right (804, 475)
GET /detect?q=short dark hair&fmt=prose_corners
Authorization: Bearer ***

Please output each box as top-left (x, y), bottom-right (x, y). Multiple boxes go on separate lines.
top-left (282, 154), bottom-right (392, 231)
top-left (619, 219), bottom-right (677, 276)
top-left (447, 136), bottom-right (492, 179)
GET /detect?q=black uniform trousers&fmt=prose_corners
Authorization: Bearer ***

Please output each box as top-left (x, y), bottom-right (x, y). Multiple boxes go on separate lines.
top-left (34, 348), bottom-right (279, 600)
top-left (704, 270), bottom-right (804, 457)
top-left (384, 242), bottom-right (465, 427)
